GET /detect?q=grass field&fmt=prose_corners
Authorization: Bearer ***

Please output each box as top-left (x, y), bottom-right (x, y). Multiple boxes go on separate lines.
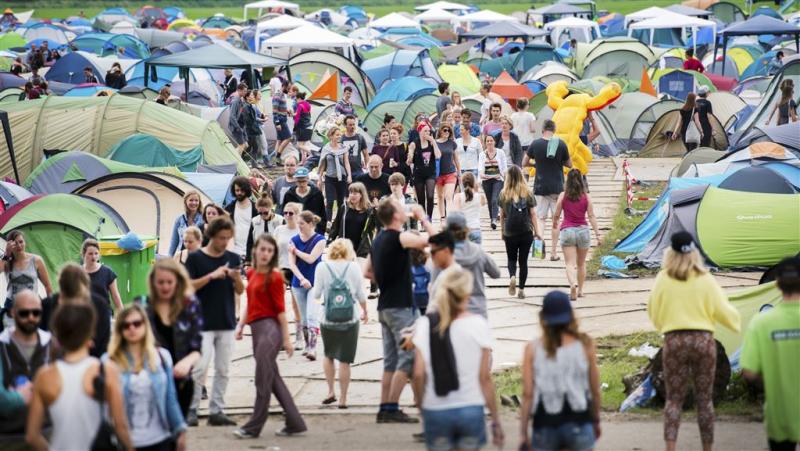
top-left (24, 0), bottom-right (755, 20)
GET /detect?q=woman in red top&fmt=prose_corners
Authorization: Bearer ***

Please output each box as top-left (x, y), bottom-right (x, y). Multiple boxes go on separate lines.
top-left (553, 169), bottom-right (601, 301)
top-left (233, 234), bottom-right (307, 439)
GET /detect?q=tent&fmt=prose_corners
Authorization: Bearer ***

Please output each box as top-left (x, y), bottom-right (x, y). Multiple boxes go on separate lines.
top-left (63, 85), bottom-right (117, 97)
top-left (74, 172), bottom-right (213, 256)
top-left (106, 134), bottom-right (204, 172)
top-left (671, 147), bottom-right (726, 177)
top-left (415, 8), bottom-right (458, 24)
top-left (636, 185), bottom-right (800, 268)
top-left (458, 21), bottom-right (548, 42)
top-left (70, 32), bottom-right (150, 59)
top-left (453, 10), bottom-right (519, 27)
top-left (734, 123), bottom-right (800, 153)
top-left (601, 92), bottom-right (659, 149)
top-left (583, 49), bottom-right (649, 80)
top-left (20, 24), bottom-right (71, 46)
top-left (117, 85), bottom-right (158, 100)
top-left (366, 76), bottom-right (436, 110)
top-left (657, 70), bottom-right (696, 100)
top-left (252, 15), bottom-right (310, 53)
top-left (528, 3), bottom-right (591, 24)
top-left (289, 50), bottom-right (375, 106)
top-left (0, 32), bottom-right (26, 50)
top-left (369, 13), bottom-right (420, 30)
top-left (262, 24), bottom-right (355, 50)
top-left (244, 0), bottom-right (300, 20)
top-left (665, 4), bottom-right (710, 17)
top-left (716, 282), bottom-right (783, 356)
top-left (543, 16), bottom-right (601, 46)
top-left (0, 194), bottom-right (128, 277)
top-left (706, 91), bottom-right (746, 128)
top-left (0, 181), bottom-right (32, 212)
top-left (638, 109), bottom-right (728, 157)
top-left (685, 142), bottom-right (800, 177)
top-left (628, 11), bottom-right (717, 51)
top-left (44, 51), bottom-right (134, 85)
top-left (713, 16), bottom-right (800, 77)
top-left (361, 49), bottom-right (441, 89)
top-left (0, 73), bottom-right (25, 91)
top-left (624, 6), bottom-right (670, 26)
top-left (521, 61), bottom-right (578, 86)
top-left (438, 63), bottom-right (481, 96)
top-left (414, 1), bottom-right (471, 12)
top-left (707, 1), bottom-right (745, 25)
top-left (573, 38), bottom-right (655, 76)
top-left (627, 99), bottom-right (686, 151)
top-left (491, 71), bottom-right (533, 101)
top-left (0, 95), bottom-right (247, 181)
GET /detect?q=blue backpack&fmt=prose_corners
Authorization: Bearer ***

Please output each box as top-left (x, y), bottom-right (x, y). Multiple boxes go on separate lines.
top-left (411, 264), bottom-right (430, 296)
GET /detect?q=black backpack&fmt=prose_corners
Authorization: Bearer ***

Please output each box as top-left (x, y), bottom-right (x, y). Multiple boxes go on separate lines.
top-left (504, 198), bottom-right (530, 233)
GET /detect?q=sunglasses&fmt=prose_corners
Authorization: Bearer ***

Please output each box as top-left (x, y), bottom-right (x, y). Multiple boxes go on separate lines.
top-left (284, 211), bottom-right (295, 216)
top-left (441, 129), bottom-right (451, 133)
top-left (16, 309), bottom-right (41, 318)
top-left (122, 319), bottom-right (144, 330)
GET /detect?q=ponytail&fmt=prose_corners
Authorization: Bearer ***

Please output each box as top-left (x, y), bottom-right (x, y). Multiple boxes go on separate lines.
top-left (432, 269), bottom-right (473, 337)
top-left (462, 172), bottom-right (476, 203)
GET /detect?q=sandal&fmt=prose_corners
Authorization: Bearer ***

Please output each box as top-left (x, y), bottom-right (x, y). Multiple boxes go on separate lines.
top-left (550, 255), bottom-right (560, 262)
top-left (569, 285), bottom-right (578, 301)
top-left (338, 405), bottom-right (348, 410)
top-left (322, 396), bottom-right (337, 405)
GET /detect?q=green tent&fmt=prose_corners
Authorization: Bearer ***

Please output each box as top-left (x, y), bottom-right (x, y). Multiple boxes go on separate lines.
top-left (364, 100), bottom-right (410, 136)
top-left (106, 134), bottom-right (203, 172)
top-left (714, 282), bottom-right (783, 355)
top-left (0, 194), bottom-right (128, 278)
top-left (0, 32), bottom-right (26, 50)
top-left (438, 63), bottom-right (481, 96)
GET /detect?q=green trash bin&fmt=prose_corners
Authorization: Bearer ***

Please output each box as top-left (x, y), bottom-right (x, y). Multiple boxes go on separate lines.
top-left (99, 235), bottom-right (158, 305)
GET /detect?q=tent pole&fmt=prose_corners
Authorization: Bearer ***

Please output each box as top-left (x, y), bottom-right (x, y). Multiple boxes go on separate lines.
top-left (712, 37), bottom-right (720, 74)
top-left (144, 63), bottom-right (149, 88)
top-left (184, 68), bottom-right (189, 103)
top-left (0, 112), bottom-right (20, 184)
top-left (721, 38), bottom-right (727, 77)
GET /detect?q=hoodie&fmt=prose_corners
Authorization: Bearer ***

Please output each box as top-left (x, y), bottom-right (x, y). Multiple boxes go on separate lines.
top-left (429, 240), bottom-right (500, 317)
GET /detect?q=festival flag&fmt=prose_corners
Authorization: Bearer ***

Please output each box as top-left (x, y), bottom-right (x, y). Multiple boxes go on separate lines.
top-left (640, 68), bottom-right (657, 97)
top-left (310, 70), bottom-right (338, 101)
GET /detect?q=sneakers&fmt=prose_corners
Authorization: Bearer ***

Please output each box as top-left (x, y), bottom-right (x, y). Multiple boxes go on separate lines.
top-left (490, 221), bottom-right (497, 230)
top-left (306, 329), bottom-right (318, 361)
top-left (186, 409), bottom-right (198, 427)
top-left (412, 432), bottom-right (426, 442)
top-left (208, 413), bottom-right (237, 426)
top-left (517, 288), bottom-right (525, 299)
top-left (232, 429), bottom-right (257, 439)
top-left (201, 385), bottom-right (208, 400)
top-left (508, 276), bottom-right (517, 297)
top-left (275, 427), bottom-right (306, 437)
top-left (294, 328), bottom-right (304, 351)
top-left (378, 410), bottom-right (419, 424)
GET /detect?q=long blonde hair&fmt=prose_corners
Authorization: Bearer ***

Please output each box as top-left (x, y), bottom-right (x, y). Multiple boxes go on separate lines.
top-left (499, 165), bottom-right (531, 204)
top-left (108, 304), bottom-right (159, 373)
top-left (432, 269), bottom-right (473, 337)
top-left (148, 259), bottom-right (194, 323)
top-left (662, 247), bottom-right (707, 281)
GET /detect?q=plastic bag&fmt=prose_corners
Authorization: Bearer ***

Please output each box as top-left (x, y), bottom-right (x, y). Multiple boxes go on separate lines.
top-left (619, 374), bottom-right (656, 412)
top-left (116, 232), bottom-right (144, 251)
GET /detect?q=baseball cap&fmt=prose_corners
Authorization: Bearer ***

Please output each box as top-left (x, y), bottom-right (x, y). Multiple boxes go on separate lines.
top-left (445, 212), bottom-right (467, 230)
top-left (294, 167), bottom-right (310, 179)
top-left (697, 85), bottom-right (709, 95)
top-left (541, 291), bottom-right (573, 325)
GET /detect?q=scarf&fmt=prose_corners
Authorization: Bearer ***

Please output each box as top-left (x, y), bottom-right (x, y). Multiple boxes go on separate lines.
top-left (427, 312), bottom-right (459, 397)
top-left (546, 136), bottom-right (559, 159)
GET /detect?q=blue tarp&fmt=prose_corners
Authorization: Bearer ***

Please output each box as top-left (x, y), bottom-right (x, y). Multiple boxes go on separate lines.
top-left (658, 70), bottom-right (695, 101)
top-left (184, 172), bottom-right (235, 205)
top-left (366, 76), bottom-right (436, 110)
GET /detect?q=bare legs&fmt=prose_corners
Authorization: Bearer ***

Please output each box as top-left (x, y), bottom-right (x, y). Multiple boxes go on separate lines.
top-left (435, 181), bottom-right (457, 220)
top-left (324, 358), bottom-right (351, 407)
top-left (576, 247), bottom-right (588, 296)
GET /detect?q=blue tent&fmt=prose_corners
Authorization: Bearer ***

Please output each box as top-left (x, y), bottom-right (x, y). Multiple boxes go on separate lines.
top-left (751, 6), bottom-right (783, 20)
top-left (740, 50), bottom-right (779, 80)
top-left (184, 172), bottom-right (234, 205)
top-left (70, 33), bottom-right (151, 59)
top-left (339, 5), bottom-right (369, 25)
top-left (163, 7), bottom-right (185, 22)
top-left (362, 49), bottom-right (441, 89)
top-left (64, 85), bottom-right (118, 97)
top-left (599, 13), bottom-right (625, 37)
top-left (45, 51), bottom-right (110, 84)
top-left (367, 76), bottom-right (436, 110)
top-left (658, 70), bottom-right (695, 100)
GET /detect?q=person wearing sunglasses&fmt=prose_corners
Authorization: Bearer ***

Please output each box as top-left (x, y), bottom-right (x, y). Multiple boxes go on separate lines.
top-left (434, 125), bottom-right (461, 223)
top-left (106, 304), bottom-right (187, 451)
top-left (273, 202), bottom-right (304, 351)
top-left (0, 290), bottom-right (54, 446)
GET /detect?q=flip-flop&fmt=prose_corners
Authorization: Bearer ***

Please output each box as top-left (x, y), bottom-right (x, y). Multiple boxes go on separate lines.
top-left (338, 405), bottom-right (348, 409)
top-left (322, 396), bottom-right (337, 405)
top-left (550, 255), bottom-right (560, 261)
top-left (570, 285), bottom-right (578, 301)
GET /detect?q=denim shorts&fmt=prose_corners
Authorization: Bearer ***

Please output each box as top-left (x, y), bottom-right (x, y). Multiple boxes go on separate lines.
top-left (378, 307), bottom-right (418, 373)
top-left (560, 226), bottom-right (591, 249)
top-left (532, 422), bottom-right (595, 451)
top-left (423, 405), bottom-right (486, 451)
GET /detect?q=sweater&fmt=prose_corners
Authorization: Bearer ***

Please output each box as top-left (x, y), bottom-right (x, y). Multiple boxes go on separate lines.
top-left (647, 271), bottom-right (741, 334)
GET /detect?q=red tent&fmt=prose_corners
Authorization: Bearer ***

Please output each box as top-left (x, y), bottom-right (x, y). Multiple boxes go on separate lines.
top-left (490, 71), bottom-right (533, 102)
top-left (705, 73), bottom-right (737, 92)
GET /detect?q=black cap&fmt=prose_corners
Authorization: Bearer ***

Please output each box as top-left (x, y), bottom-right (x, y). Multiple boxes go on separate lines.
top-left (541, 291), bottom-right (573, 326)
top-left (671, 231), bottom-right (695, 254)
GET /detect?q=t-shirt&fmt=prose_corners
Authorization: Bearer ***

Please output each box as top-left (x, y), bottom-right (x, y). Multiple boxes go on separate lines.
top-left (437, 140), bottom-right (457, 175)
top-left (683, 58), bottom-right (704, 73)
top-left (274, 225), bottom-right (299, 269)
top-left (88, 265), bottom-right (117, 309)
top-left (342, 133), bottom-right (367, 172)
top-left (321, 145), bottom-right (350, 180)
top-left (511, 111), bottom-right (536, 146)
top-left (696, 98), bottom-right (713, 132)
top-left (245, 269), bottom-right (285, 324)
top-left (482, 121), bottom-right (502, 137)
top-left (778, 100), bottom-right (797, 125)
top-left (455, 137), bottom-right (482, 171)
top-left (357, 172), bottom-right (391, 203)
top-left (233, 202), bottom-right (253, 255)
top-left (128, 369), bottom-right (171, 448)
top-left (436, 94), bottom-right (452, 117)
top-left (271, 177), bottom-right (296, 212)
top-left (185, 250), bottom-right (241, 331)
top-left (371, 229), bottom-right (413, 310)
top-left (290, 233), bottom-right (325, 288)
top-left (740, 303), bottom-right (800, 442)
top-left (528, 137), bottom-right (570, 196)
top-left (412, 314), bottom-right (492, 410)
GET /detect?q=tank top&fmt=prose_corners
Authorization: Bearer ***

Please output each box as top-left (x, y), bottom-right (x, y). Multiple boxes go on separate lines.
top-left (49, 357), bottom-right (103, 451)
top-left (531, 340), bottom-right (591, 420)
top-left (6, 256), bottom-right (38, 300)
top-left (412, 139), bottom-right (436, 179)
top-left (484, 152), bottom-right (500, 177)
top-left (561, 194), bottom-right (588, 230)
top-left (459, 193), bottom-right (482, 230)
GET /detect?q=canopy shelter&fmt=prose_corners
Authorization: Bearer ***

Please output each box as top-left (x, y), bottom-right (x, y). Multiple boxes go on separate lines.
top-left (369, 13), bottom-right (420, 30)
top-left (625, 7), bottom-right (670, 27)
top-left (253, 14), bottom-right (310, 53)
top-left (414, 1), bottom-right (471, 12)
top-left (527, 3), bottom-right (590, 25)
top-left (713, 16), bottom-right (800, 77)
top-left (628, 11), bottom-right (717, 53)
top-left (143, 43), bottom-right (286, 104)
top-left (453, 10), bottom-right (519, 29)
top-left (458, 21), bottom-right (548, 44)
top-left (543, 16), bottom-right (601, 46)
top-left (244, 0), bottom-right (300, 20)
top-left (665, 4), bottom-right (711, 17)
top-left (415, 8), bottom-right (458, 24)
top-left (261, 24), bottom-right (357, 60)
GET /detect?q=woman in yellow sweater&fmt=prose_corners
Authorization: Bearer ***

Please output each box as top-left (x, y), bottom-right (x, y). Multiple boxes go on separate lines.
top-left (647, 232), bottom-right (740, 451)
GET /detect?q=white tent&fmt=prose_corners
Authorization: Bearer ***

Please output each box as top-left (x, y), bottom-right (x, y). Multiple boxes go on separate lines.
top-left (262, 24), bottom-right (355, 48)
top-left (414, 1), bottom-right (471, 12)
top-left (543, 16), bottom-right (601, 45)
top-left (453, 10), bottom-right (520, 25)
top-left (254, 15), bottom-right (310, 52)
top-left (109, 21), bottom-right (137, 36)
top-left (415, 8), bottom-right (458, 23)
top-left (624, 6), bottom-right (670, 27)
top-left (628, 11), bottom-right (717, 53)
top-left (243, 0), bottom-right (300, 20)
top-left (368, 12), bottom-right (420, 30)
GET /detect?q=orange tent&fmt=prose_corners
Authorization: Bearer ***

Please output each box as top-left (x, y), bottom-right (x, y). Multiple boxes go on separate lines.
top-left (490, 71), bottom-right (533, 102)
top-left (310, 70), bottom-right (338, 101)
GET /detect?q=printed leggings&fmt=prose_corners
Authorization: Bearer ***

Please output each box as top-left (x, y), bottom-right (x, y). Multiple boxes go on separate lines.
top-left (663, 330), bottom-right (716, 444)
top-left (504, 233), bottom-right (533, 289)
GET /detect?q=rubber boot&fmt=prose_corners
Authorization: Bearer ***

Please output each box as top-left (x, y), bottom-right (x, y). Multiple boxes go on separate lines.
top-left (294, 325), bottom-right (304, 351)
top-left (306, 328), bottom-right (318, 361)
top-left (301, 326), bottom-right (309, 356)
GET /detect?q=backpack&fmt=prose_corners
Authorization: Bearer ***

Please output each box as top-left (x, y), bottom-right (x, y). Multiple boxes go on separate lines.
top-left (324, 263), bottom-right (355, 324)
top-left (504, 198), bottom-right (531, 233)
top-left (411, 264), bottom-right (430, 296)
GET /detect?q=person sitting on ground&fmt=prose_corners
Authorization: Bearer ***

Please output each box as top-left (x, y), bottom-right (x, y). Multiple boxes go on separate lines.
top-left (767, 51), bottom-right (784, 76)
top-left (83, 66), bottom-right (98, 84)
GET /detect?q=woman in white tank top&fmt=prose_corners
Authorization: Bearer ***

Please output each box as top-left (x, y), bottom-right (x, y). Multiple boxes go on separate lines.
top-left (26, 303), bottom-right (132, 451)
top-left (452, 172), bottom-right (486, 244)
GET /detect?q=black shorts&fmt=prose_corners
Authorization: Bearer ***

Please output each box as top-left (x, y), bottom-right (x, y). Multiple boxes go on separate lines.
top-left (281, 268), bottom-right (293, 286)
top-left (296, 128), bottom-right (312, 142)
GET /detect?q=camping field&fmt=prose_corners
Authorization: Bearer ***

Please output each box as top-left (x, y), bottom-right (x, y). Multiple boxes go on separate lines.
top-left (25, 0), bottom-right (756, 20)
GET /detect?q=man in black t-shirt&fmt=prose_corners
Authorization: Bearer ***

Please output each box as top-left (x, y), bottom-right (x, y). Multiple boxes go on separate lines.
top-left (185, 217), bottom-right (244, 427)
top-left (522, 119), bottom-right (572, 259)
top-left (696, 86), bottom-right (714, 147)
top-left (365, 198), bottom-right (434, 424)
top-left (356, 156), bottom-right (391, 206)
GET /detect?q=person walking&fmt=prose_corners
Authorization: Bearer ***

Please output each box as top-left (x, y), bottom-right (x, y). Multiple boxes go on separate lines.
top-left (518, 290), bottom-right (602, 451)
top-left (406, 122), bottom-right (440, 221)
top-left (199, 204), bottom-right (227, 247)
top-left (481, 103), bottom-right (503, 139)
top-left (175, 226), bottom-right (202, 265)
top-left (695, 86), bottom-right (714, 148)
top-left (767, 51), bottom-right (785, 76)
top-left (274, 202), bottom-right (303, 350)
top-left (670, 93), bottom-right (704, 152)
top-left (365, 198), bottom-right (435, 423)
top-left (2, 230), bottom-right (52, 328)
top-left (243, 90), bottom-right (264, 164)
top-left (512, 98), bottom-right (536, 155)
top-left (479, 137), bottom-right (507, 231)
top-left (233, 234), bottom-right (307, 439)
top-left (143, 259), bottom-right (203, 417)
top-left (271, 155), bottom-right (297, 214)
top-left (435, 82), bottom-right (452, 119)
top-left (766, 84), bottom-right (798, 126)
top-left (185, 217), bottom-right (244, 427)
top-left (494, 115), bottom-right (524, 168)
top-left (499, 166), bottom-right (542, 300)
top-left (552, 170), bottom-right (600, 301)
top-left (26, 303), bottom-right (133, 451)
top-left (310, 238), bottom-right (368, 409)
top-left (282, 167), bottom-right (327, 235)
top-left (389, 125), bottom-right (412, 182)
top-left (452, 173), bottom-right (486, 244)
top-left (227, 83), bottom-right (248, 154)
top-left (288, 211), bottom-right (326, 360)
top-left (220, 69), bottom-right (237, 103)
top-left (412, 269), bottom-right (504, 451)
top-left (342, 115), bottom-right (369, 178)
top-left (224, 176), bottom-right (258, 260)
top-left (328, 182), bottom-right (376, 258)
top-left (356, 156), bottom-right (392, 208)
top-left (107, 304), bottom-right (187, 451)
top-left (335, 86), bottom-right (356, 117)
top-left (522, 119), bottom-right (572, 260)
top-left (741, 257), bottom-right (800, 451)
top-left (81, 239), bottom-right (124, 313)
top-left (294, 92), bottom-right (313, 163)
top-left (410, 248), bottom-right (431, 316)
top-left (318, 127), bottom-right (352, 222)
top-left (455, 123), bottom-right (482, 178)
top-left (371, 129), bottom-right (404, 176)
top-left (169, 191), bottom-right (204, 258)
top-left (434, 123), bottom-right (460, 222)
top-left (272, 80), bottom-right (292, 158)
top-left (647, 232), bottom-right (741, 451)
top-left (245, 194), bottom-right (284, 267)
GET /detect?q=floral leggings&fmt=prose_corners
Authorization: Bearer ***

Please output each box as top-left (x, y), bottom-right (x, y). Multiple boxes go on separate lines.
top-left (663, 330), bottom-right (716, 444)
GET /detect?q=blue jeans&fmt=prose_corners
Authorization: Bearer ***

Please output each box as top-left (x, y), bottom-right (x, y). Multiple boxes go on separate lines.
top-left (532, 422), bottom-right (595, 451)
top-left (292, 286), bottom-right (319, 330)
top-left (423, 405), bottom-right (487, 451)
